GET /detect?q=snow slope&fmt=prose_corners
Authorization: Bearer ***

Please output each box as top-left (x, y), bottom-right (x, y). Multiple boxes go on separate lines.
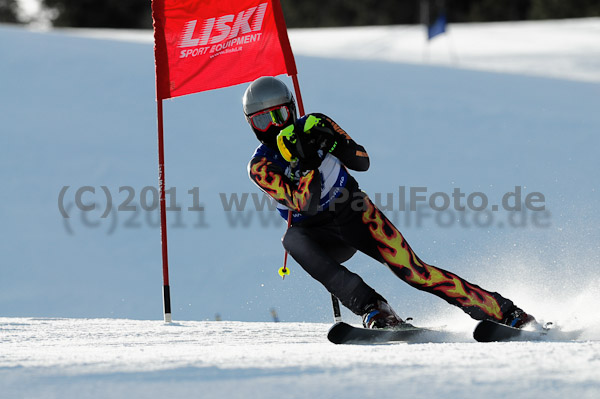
top-left (1, 18), bottom-right (600, 399)
top-left (60, 18), bottom-right (600, 83)
top-left (1, 20), bottom-right (599, 325)
top-left (2, 318), bottom-right (599, 399)
top-left (290, 18), bottom-right (600, 83)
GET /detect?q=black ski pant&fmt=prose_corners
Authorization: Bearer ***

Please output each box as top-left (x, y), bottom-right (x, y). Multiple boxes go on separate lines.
top-left (282, 191), bottom-right (515, 321)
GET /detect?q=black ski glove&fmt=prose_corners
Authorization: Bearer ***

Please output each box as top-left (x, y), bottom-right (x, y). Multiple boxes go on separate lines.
top-left (296, 127), bottom-right (323, 170)
top-left (276, 115), bottom-right (338, 170)
top-left (307, 120), bottom-right (336, 154)
top-left (276, 117), bottom-right (321, 170)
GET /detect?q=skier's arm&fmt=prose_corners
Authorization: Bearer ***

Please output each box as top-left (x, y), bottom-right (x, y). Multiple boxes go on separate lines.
top-left (248, 157), bottom-right (321, 215)
top-left (315, 114), bottom-right (370, 172)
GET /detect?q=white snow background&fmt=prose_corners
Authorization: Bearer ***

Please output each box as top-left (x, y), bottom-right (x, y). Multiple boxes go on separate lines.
top-left (1, 18), bottom-right (600, 398)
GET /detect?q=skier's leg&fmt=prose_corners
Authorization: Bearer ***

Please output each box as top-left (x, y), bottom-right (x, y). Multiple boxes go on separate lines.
top-left (282, 223), bottom-right (385, 315)
top-left (336, 192), bottom-right (515, 322)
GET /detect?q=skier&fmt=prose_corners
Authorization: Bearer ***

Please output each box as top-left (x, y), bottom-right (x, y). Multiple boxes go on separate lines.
top-left (244, 76), bottom-right (535, 329)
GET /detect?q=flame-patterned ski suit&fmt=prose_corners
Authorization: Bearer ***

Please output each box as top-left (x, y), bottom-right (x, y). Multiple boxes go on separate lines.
top-left (248, 113), bottom-right (514, 320)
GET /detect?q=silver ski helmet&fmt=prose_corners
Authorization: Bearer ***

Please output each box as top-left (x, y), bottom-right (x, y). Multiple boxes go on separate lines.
top-left (243, 76), bottom-right (297, 147)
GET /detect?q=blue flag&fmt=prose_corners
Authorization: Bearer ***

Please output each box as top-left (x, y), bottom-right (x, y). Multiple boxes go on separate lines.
top-left (428, 13), bottom-right (447, 40)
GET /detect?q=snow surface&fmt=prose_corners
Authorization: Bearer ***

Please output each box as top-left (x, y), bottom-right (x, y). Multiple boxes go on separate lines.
top-left (2, 318), bottom-right (599, 399)
top-left (56, 18), bottom-right (600, 83)
top-left (1, 18), bottom-right (600, 398)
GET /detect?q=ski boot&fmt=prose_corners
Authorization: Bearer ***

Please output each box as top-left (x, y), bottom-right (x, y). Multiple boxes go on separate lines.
top-left (501, 306), bottom-right (536, 329)
top-left (362, 300), bottom-right (404, 329)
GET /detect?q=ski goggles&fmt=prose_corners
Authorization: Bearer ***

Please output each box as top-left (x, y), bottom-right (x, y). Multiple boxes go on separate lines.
top-left (249, 105), bottom-right (292, 132)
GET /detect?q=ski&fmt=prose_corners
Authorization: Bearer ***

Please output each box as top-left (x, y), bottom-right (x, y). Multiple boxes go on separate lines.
top-left (327, 321), bottom-right (445, 344)
top-left (473, 320), bottom-right (583, 342)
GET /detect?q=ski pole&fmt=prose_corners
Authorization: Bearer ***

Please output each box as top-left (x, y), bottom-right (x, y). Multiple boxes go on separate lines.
top-left (331, 294), bottom-right (342, 323)
top-left (278, 212), bottom-right (292, 279)
top-left (278, 74), bottom-right (304, 280)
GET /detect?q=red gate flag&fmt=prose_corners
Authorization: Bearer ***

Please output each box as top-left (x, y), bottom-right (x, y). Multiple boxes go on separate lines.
top-left (152, 0), bottom-right (297, 100)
